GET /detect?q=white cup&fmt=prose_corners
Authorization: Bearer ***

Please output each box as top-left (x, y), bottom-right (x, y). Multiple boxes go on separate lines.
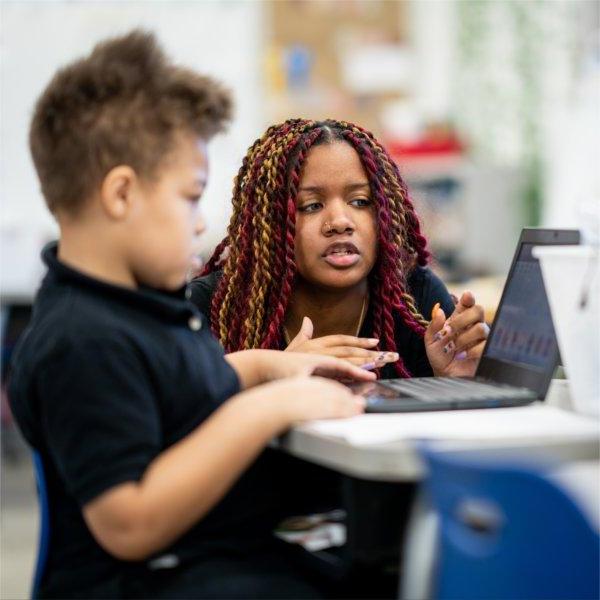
top-left (533, 245), bottom-right (600, 418)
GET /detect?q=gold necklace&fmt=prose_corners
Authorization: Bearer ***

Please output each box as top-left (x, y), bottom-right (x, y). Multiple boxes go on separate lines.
top-left (283, 294), bottom-right (368, 345)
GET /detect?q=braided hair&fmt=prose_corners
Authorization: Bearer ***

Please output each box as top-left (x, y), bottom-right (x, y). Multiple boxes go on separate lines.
top-left (202, 118), bottom-right (430, 377)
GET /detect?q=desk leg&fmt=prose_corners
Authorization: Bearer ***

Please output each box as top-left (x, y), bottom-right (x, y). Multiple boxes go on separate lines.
top-left (399, 489), bottom-right (438, 600)
top-left (340, 477), bottom-right (415, 598)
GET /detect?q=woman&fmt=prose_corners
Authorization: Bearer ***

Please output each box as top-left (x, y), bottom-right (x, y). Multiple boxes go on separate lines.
top-left (190, 119), bottom-right (488, 379)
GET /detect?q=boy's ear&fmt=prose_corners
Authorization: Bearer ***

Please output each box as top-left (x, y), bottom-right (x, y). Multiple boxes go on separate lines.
top-left (99, 166), bottom-right (139, 220)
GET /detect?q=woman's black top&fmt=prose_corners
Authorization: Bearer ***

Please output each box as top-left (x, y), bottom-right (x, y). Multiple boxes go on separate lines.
top-left (188, 267), bottom-right (455, 378)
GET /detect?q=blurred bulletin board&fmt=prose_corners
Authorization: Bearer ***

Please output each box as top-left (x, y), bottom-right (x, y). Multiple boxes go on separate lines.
top-left (265, 0), bottom-right (409, 137)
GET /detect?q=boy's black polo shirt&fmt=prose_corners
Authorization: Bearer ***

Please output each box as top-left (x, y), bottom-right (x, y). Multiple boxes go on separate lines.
top-left (8, 243), bottom-right (292, 598)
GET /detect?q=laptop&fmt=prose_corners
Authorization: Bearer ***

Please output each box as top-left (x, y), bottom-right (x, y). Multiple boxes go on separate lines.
top-left (352, 228), bottom-right (581, 412)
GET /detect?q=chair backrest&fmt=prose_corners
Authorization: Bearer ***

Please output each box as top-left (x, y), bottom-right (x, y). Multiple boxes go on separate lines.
top-left (418, 446), bottom-right (600, 600)
top-left (31, 451), bottom-right (50, 600)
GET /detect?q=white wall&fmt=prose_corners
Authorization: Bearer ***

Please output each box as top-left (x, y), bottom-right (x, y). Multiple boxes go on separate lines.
top-left (0, 0), bottom-right (265, 300)
top-left (541, 3), bottom-right (600, 241)
top-left (408, 0), bottom-right (457, 122)
top-left (407, 0), bottom-right (599, 275)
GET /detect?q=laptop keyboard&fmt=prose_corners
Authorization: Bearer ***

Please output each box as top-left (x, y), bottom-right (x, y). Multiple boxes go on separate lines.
top-left (379, 377), bottom-right (536, 402)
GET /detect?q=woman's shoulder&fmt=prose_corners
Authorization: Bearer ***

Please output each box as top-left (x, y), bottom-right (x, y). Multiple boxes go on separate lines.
top-left (407, 265), bottom-right (446, 292)
top-left (187, 271), bottom-right (222, 316)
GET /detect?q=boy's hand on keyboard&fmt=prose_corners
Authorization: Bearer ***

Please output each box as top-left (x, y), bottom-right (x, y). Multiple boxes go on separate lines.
top-left (270, 376), bottom-right (366, 424)
top-left (241, 376), bottom-right (365, 429)
top-left (226, 349), bottom-right (376, 389)
top-left (425, 291), bottom-right (489, 377)
top-left (262, 350), bottom-right (377, 383)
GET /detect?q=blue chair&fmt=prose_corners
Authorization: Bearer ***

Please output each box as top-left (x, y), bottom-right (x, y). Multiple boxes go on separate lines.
top-left (417, 446), bottom-right (599, 600)
top-left (31, 451), bottom-right (50, 599)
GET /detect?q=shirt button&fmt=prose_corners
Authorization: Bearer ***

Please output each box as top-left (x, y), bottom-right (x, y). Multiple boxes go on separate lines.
top-left (188, 316), bottom-right (202, 331)
top-left (185, 287), bottom-right (192, 300)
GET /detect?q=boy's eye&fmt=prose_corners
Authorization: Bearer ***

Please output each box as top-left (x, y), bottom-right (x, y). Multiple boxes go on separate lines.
top-left (187, 195), bottom-right (202, 204)
top-left (298, 202), bottom-right (322, 213)
top-left (350, 198), bottom-right (372, 208)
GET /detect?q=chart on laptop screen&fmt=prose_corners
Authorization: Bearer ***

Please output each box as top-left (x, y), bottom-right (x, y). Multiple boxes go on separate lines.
top-left (485, 243), bottom-right (558, 370)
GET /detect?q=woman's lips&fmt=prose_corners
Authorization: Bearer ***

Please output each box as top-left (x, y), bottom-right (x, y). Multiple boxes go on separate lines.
top-left (323, 253), bottom-right (360, 267)
top-left (322, 242), bottom-right (360, 268)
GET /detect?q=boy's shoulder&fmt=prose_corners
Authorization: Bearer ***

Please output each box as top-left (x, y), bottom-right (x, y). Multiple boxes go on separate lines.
top-left (11, 277), bottom-right (133, 378)
top-left (11, 247), bottom-right (157, 381)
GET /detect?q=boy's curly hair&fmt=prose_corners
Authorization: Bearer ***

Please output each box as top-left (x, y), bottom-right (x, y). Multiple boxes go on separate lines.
top-left (202, 119), bottom-right (430, 377)
top-left (30, 30), bottom-right (232, 214)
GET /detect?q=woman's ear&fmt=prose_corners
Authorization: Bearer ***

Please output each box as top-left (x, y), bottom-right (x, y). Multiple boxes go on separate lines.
top-left (99, 165), bottom-right (138, 220)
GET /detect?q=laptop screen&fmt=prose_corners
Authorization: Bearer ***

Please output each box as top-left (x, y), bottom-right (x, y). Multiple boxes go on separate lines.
top-left (484, 242), bottom-right (558, 372)
top-left (477, 229), bottom-right (580, 398)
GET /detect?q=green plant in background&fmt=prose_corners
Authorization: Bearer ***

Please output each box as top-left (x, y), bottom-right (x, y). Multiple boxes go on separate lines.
top-left (456, 0), bottom-right (573, 226)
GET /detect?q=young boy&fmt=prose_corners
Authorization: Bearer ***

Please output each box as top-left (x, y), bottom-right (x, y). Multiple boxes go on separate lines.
top-left (8, 30), bottom-right (372, 598)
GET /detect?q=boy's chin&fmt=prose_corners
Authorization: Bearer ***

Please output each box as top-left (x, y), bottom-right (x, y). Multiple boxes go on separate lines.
top-left (163, 276), bottom-right (187, 291)
top-left (137, 272), bottom-right (187, 291)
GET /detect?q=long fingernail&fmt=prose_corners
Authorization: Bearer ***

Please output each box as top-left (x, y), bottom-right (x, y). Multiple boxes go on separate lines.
top-left (455, 351), bottom-right (467, 360)
top-left (367, 338), bottom-right (379, 344)
top-left (375, 352), bottom-right (398, 364)
top-left (361, 362), bottom-right (377, 371)
top-left (433, 326), bottom-right (451, 342)
top-left (431, 302), bottom-right (440, 320)
top-left (443, 341), bottom-right (456, 354)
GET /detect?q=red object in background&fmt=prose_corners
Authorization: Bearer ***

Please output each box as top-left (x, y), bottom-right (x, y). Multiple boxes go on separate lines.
top-left (385, 128), bottom-right (464, 160)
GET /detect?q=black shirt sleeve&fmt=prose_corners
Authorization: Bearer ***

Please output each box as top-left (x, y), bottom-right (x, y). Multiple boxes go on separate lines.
top-left (36, 335), bottom-right (162, 506)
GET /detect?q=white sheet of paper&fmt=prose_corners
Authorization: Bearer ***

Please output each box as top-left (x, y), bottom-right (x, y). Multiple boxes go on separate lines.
top-left (298, 405), bottom-right (599, 447)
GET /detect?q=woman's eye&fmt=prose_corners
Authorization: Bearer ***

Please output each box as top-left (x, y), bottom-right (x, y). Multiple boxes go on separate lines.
top-left (298, 202), bottom-right (322, 213)
top-left (350, 198), bottom-right (372, 207)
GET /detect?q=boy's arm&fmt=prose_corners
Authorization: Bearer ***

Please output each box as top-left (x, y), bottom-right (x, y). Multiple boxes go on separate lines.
top-left (225, 349), bottom-right (375, 389)
top-left (83, 376), bottom-right (361, 561)
top-left (224, 350), bottom-right (269, 388)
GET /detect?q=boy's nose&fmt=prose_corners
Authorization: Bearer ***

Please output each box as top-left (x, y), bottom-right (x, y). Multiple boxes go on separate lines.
top-left (195, 214), bottom-right (206, 235)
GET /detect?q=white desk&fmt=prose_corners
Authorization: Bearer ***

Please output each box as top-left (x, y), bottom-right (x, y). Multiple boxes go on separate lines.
top-left (280, 381), bottom-right (600, 482)
top-left (278, 380), bottom-right (599, 596)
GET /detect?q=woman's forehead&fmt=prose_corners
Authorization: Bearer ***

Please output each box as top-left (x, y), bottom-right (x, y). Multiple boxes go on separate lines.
top-left (301, 141), bottom-right (368, 185)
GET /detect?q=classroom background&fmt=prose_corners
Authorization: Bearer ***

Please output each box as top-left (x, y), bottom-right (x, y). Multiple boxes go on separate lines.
top-left (1, 1), bottom-right (598, 598)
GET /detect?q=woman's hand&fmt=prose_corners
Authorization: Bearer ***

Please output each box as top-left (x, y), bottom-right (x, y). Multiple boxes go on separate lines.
top-left (286, 316), bottom-right (398, 370)
top-left (425, 291), bottom-right (490, 377)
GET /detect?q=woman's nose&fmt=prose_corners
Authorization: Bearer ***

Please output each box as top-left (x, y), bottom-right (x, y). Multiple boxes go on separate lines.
top-left (322, 205), bottom-right (354, 235)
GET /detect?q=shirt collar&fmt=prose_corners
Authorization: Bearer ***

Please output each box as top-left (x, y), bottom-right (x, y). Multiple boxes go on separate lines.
top-left (41, 242), bottom-right (199, 323)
